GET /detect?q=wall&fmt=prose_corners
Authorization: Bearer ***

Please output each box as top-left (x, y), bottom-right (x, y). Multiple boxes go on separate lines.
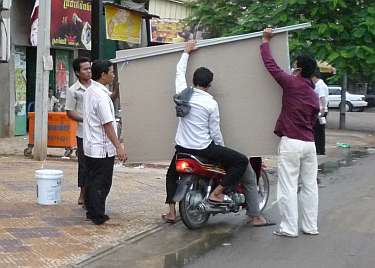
top-left (116, 32), bottom-right (290, 162)
top-left (0, 0), bottom-right (33, 137)
top-left (148, 0), bottom-right (191, 19)
top-left (11, 0), bottom-right (33, 46)
top-left (0, 62), bottom-right (11, 137)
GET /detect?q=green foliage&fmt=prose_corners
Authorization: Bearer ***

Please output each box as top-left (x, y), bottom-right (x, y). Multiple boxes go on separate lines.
top-left (186, 0), bottom-right (375, 84)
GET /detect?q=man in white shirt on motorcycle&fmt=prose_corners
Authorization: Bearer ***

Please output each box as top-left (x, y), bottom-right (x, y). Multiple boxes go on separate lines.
top-left (163, 41), bottom-right (273, 227)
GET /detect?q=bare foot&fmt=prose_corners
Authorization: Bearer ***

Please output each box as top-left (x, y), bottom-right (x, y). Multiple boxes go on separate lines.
top-left (161, 212), bottom-right (176, 223)
top-left (248, 215), bottom-right (275, 227)
top-left (78, 197), bottom-right (84, 205)
top-left (208, 193), bottom-right (225, 202)
top-left (250, 216), bottom-right (267, 225)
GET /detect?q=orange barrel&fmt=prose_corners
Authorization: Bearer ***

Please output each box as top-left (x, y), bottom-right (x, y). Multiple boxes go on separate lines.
top-left (28, 112), bottom-right (77, 148)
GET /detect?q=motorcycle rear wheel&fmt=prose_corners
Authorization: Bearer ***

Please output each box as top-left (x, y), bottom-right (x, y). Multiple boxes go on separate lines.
top-left (179, 176), bottom-right (210, 229)
top-left (258, 169), bottom-right (270, 212)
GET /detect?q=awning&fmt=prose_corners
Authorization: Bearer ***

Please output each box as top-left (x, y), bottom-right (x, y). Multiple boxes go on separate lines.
top-left (318, 60), bottom-right (336, 74)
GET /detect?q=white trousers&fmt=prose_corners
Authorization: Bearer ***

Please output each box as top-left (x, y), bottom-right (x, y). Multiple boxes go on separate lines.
top-left (277, 136), bottom-right (319, 235)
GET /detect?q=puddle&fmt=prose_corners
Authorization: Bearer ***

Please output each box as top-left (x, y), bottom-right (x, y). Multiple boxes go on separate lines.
top-left (319, 147), bottom-right (375, 175)
top-left (123, 225), bottom-right (237, 268)
top-left (162, 231), bottom-right (231, 268)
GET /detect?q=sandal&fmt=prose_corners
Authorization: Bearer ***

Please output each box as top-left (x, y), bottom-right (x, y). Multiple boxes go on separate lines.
top-left (250, 220), bottom-right (276, 227)
top-left (161, 213), bottom-right (177, 224)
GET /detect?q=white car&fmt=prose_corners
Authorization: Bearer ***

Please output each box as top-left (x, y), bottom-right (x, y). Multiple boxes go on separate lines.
top-left (327, 86), bottom-right (368, 112)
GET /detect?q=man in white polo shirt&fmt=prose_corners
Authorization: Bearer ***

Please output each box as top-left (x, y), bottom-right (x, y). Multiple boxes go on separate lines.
top-left (83, 60), bottom-right (126, 225)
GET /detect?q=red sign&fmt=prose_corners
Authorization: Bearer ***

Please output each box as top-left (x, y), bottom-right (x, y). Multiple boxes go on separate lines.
top-left (51, 0), bottom-right (92, 50)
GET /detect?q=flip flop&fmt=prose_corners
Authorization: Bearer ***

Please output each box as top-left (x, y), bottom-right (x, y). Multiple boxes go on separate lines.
top-left (161, 214), bottom-right (177, 224)
top-left (251, 221), bottom-right (276, 227)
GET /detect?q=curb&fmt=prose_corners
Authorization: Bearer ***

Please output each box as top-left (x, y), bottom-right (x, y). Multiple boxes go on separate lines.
top-left (71, 218), bottom-right (182, 268)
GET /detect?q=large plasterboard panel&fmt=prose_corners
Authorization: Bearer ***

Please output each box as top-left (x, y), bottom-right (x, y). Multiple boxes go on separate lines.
top-left (117, 33), bottom-right (288, 162)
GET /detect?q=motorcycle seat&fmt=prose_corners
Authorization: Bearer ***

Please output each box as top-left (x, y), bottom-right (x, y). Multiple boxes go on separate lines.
top-left (176, 153), bottom-right (221, 166)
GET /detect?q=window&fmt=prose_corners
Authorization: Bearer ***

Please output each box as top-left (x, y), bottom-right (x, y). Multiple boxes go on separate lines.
top-left (329, 88), bottom-right (341, 95)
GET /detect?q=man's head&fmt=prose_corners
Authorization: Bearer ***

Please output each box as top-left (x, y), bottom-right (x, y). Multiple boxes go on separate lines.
top-left (48, 88), bottom-right (53, 98)
top-left (72, 57), bottom-right (91, 81)
top-left (293, 55), bottom-right (317, 79)
top-left (193, 67), bottom-right (214, 90)
top-left (91, 60), bottom-right (115, 85)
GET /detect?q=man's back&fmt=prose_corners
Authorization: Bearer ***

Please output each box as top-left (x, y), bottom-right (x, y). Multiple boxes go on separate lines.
top-left (176, 88), bottom-right (220, 149)
top-left (83, 81), bottom-right (116, 158)
top-left (175, 52), bottom-right (224, 149)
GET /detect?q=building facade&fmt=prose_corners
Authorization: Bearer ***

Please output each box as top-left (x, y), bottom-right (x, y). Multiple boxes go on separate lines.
top-left (148, 0), bottom-right (191, 20)
top-left (0, 0), bottom-right (192, 138)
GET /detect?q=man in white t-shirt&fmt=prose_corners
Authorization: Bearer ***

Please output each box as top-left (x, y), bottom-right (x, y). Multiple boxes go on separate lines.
top-left (312, 72), bottom-right (329, 155)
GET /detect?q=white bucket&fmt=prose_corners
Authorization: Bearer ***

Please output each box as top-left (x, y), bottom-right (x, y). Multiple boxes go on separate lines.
top-left (35, 169), bottom-right (63, 205)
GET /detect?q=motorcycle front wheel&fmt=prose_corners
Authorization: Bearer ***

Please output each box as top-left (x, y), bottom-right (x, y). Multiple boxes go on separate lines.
top-left (179, 176), bottom-right (210, 230)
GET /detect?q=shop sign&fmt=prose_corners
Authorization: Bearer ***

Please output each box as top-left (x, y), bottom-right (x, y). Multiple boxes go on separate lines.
top-left (150, 18), bottom-right (194, 44)
top-left (51, 0), bottom-right (92, 50)
top-left (104, 4), bottom-right (142, 44)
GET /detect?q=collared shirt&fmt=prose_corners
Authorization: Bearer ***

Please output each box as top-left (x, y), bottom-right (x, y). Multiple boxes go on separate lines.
top-left (65, 80), bottom-right (91, 138)
top-left (174, 52), bottom-right (224, 149)
top-left (260, 43), bottom-right (319, 142)
top-left (83, 80), bottom-right (117, 158)
top-left (314, 79), bottom-right (329, 113)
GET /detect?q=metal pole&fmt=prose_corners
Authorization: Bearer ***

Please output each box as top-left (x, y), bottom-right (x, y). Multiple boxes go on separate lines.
top-left (34, 0), bottom-right (52, 161)
top-left (339, 73), bottom-right (347, 129)
top-left (91, 0), bottom-right (103, 60)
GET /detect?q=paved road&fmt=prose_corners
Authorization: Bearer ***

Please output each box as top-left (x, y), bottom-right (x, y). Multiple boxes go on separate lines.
top-left (76, 149), bottom-right (375, 268)
top-left (184, 152), bottom-right (375, 268)
top-left (327, 111), bottom-right (375, 132)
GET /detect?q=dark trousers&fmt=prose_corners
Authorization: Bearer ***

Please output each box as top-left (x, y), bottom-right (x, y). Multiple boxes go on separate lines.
top-left (165, 143), bottom-right (248, 203)
top-left (313, 112), bottom-right (327, 155)
top-left (76, 137), bottom-right (87, 188)
top-left (85, 155), bottom-right (115, 219)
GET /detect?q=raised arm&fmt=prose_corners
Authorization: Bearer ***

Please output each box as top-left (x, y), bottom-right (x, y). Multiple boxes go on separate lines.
top-left (175, 40), bottom-right (197, 94)
top-left (260, 28), bottom-right (292, 88)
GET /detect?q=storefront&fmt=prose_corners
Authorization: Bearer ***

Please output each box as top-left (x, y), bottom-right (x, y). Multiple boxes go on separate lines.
top-left (20, 0), bottom-right (92, 136)
top-left (1, 0), bottom-right (155, 137)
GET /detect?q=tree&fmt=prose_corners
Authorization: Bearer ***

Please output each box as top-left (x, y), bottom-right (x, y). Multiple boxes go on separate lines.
top-left (186, 0), bottom-right (375, 87)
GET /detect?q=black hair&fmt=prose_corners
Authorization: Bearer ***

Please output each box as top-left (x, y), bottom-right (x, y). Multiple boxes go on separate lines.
top-left (72, 57), bottom-right (91, 75)
top-left (193, 67), bottom-right (214, 88)
top-left (312, 69), bottom-right (321, 78)
top-left (91, 60), bottom-right (113, 81)
top-left (296, 55), bottom-right (317, 78)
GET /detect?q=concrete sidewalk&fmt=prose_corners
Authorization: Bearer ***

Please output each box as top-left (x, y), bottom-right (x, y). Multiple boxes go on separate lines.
top-left (0, 129), bottom-right (374, 267)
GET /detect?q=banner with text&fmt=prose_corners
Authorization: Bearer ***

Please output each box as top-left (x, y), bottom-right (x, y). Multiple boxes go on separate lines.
top-left (51, 0), bottom-right (92, 50)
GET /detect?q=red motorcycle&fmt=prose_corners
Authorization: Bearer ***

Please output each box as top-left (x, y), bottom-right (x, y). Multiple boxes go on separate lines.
top-left (173, 153), bottom-right (270, 229)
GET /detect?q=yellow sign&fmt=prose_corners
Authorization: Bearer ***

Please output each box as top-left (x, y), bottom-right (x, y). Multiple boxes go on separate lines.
top-left (105, 5), bottom-right (142, 43)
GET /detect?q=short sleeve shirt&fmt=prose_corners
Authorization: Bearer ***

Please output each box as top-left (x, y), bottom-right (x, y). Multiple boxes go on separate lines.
top-left (65, 81), bottom-right (90, 138)
top-left (314, 79), bottom-right (329, 112)
top-left (83, 81), bottom-right (117, 158)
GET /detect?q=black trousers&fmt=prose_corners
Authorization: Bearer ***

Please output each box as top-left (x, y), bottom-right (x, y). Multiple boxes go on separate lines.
top-left (76, 137), bottom-right (88, 188)
top-left (313, 112), bottom-right (327, 155)
top-left (85, 155), bottom-right (115, 219)
top-left (165, 142), bottom-right (248, 203)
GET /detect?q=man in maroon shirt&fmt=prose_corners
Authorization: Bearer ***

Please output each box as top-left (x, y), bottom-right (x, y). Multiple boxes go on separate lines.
top-left (260, 28), bottom-right (320, 237)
